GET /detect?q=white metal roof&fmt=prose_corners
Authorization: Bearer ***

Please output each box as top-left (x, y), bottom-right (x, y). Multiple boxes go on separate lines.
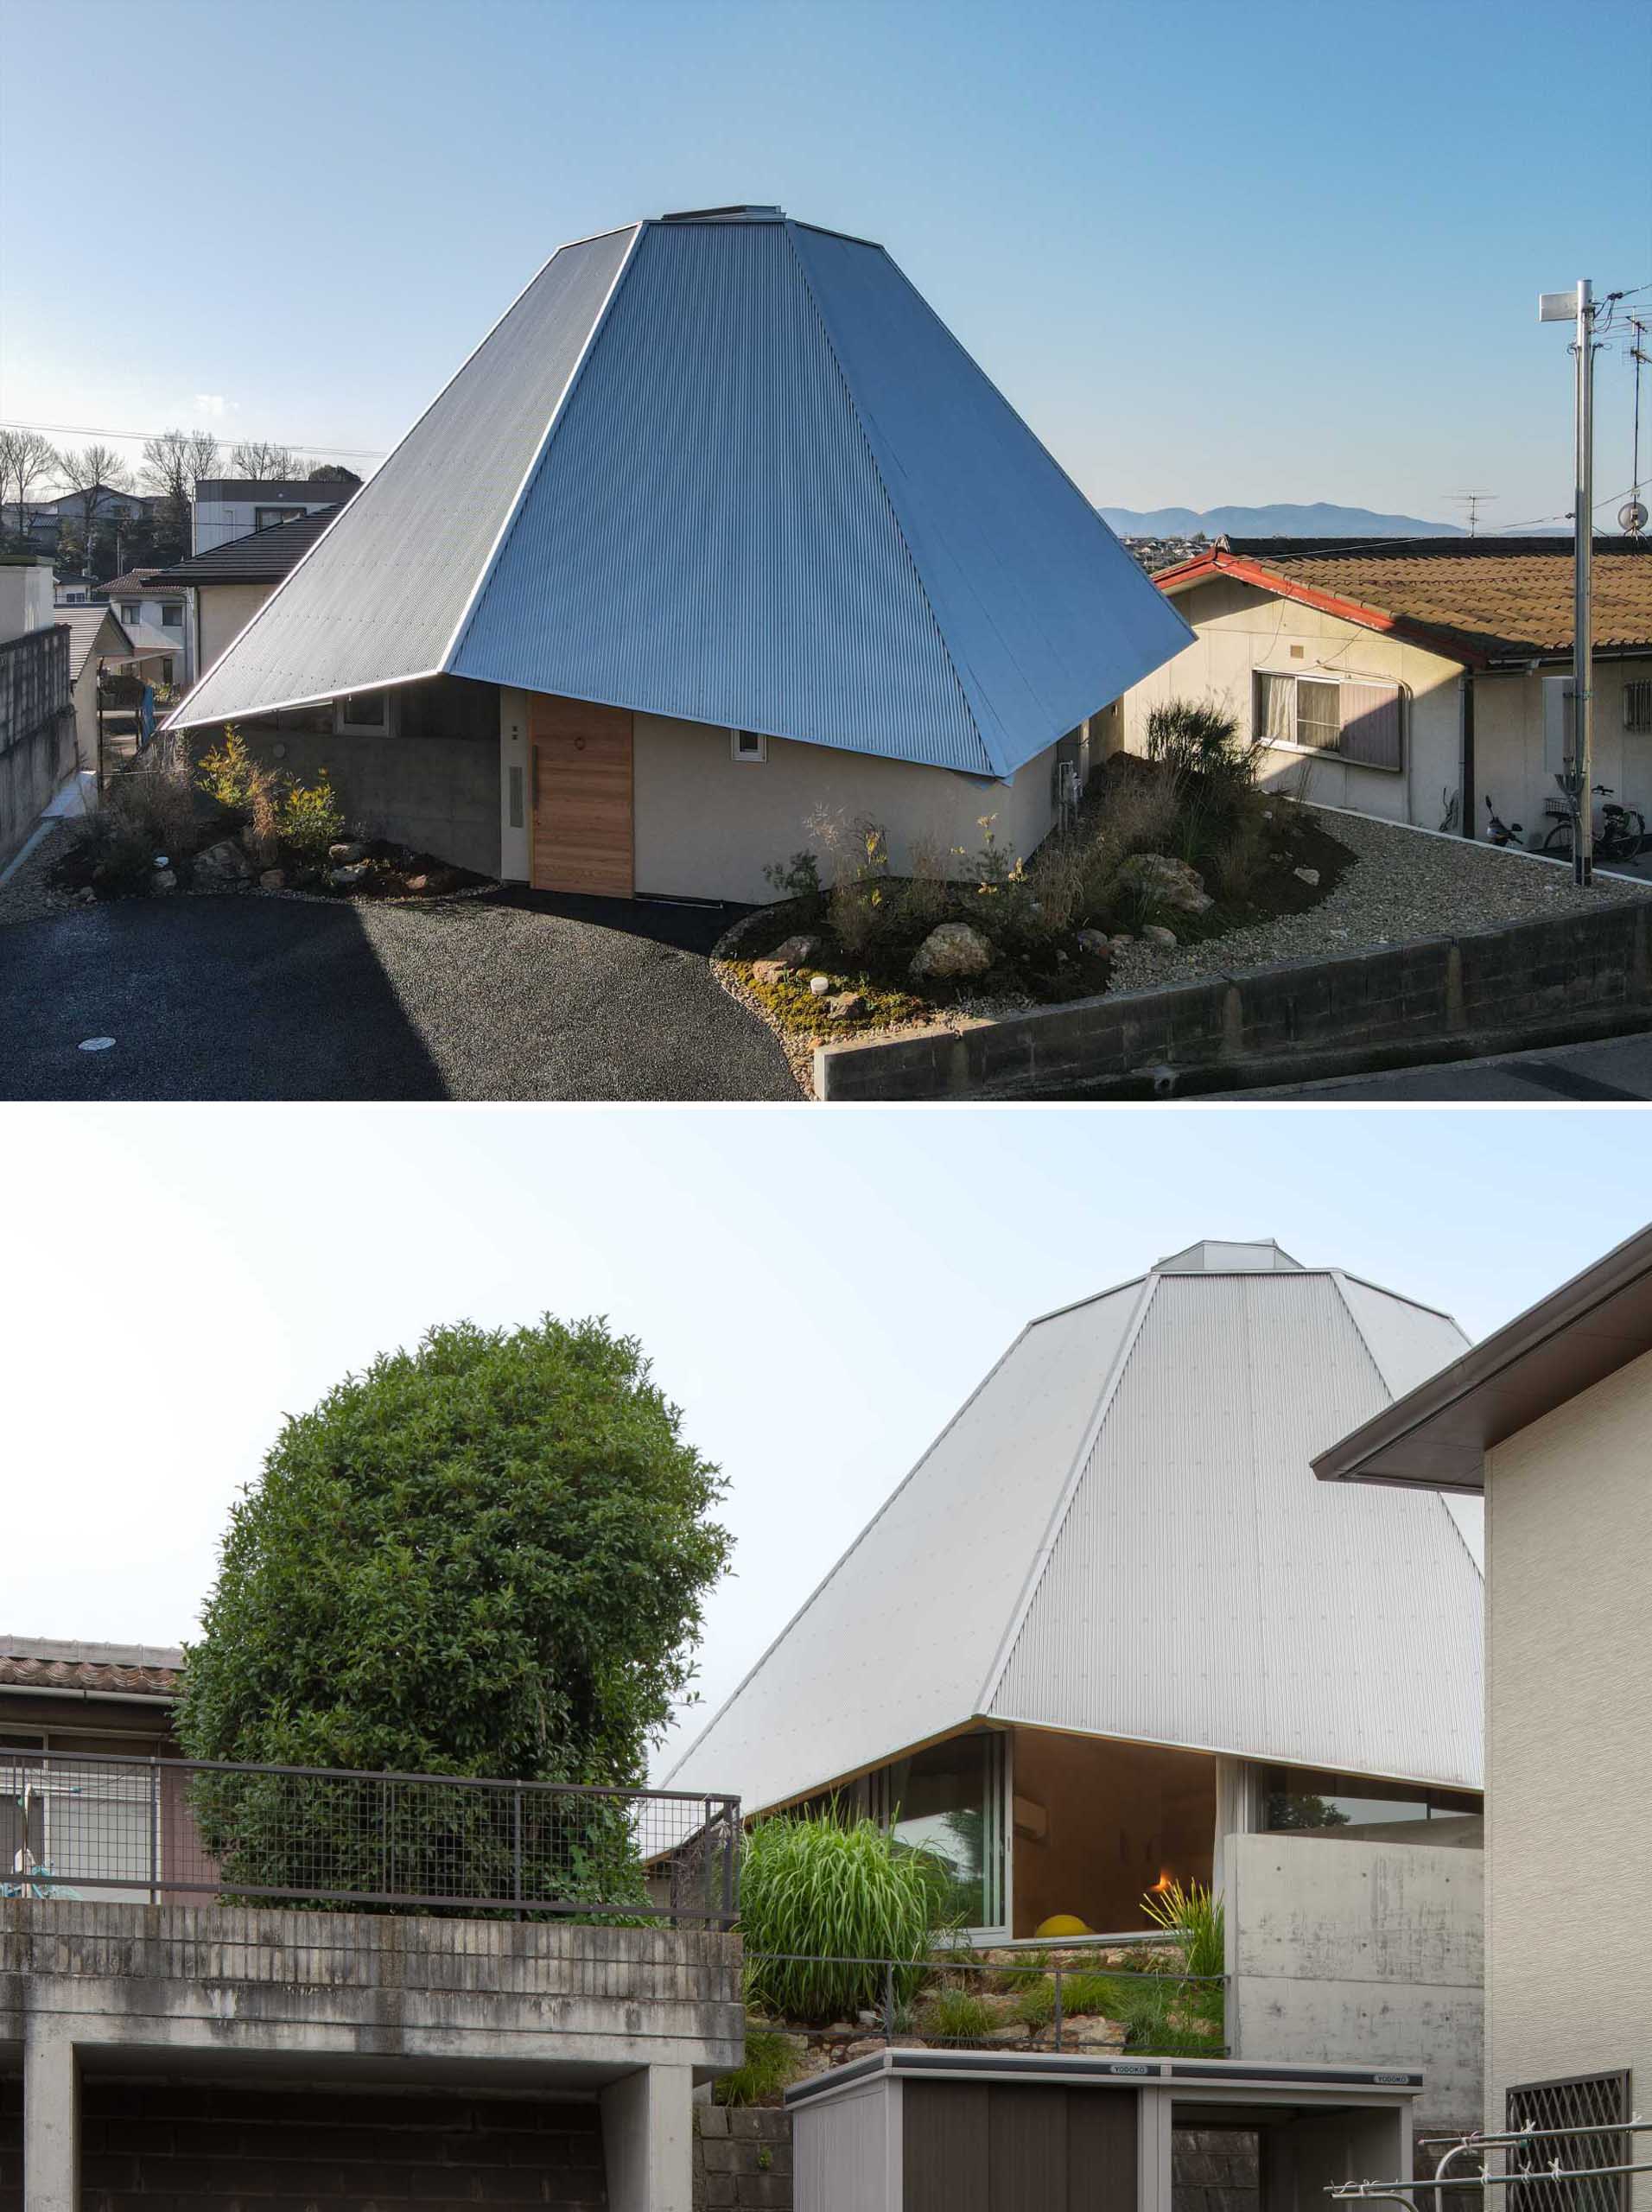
top-left (168, 208), bottom-right (1191, 773)
top-left (666, 1241), bottom-right (1484, 1813)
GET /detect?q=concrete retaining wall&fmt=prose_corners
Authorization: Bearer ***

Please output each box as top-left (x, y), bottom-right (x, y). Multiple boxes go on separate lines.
top-left (1226, 1835), bottom-right (1483, 2136)
top-left (816, 896), bottom-right (1652, 1099)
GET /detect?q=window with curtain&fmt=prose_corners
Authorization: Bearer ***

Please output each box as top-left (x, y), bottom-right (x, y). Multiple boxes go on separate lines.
top-left (1254, 671), bottom-right (1403, 771)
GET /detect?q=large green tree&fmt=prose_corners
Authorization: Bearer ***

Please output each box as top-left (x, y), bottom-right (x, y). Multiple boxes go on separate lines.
top-left (179, 1315), bottom-right (730, 1785)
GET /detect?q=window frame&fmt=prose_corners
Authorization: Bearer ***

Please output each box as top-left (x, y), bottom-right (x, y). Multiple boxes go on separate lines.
top-left (160, 602), bottom-right (183, 629)
top-left (1254, 667), bottom-right (1407, 773)
top-left (335, 690), bottom-right (394, 737)
top-left (730, 727), bottom-right (767, 764)
top-left (1624, 677), bottom-right (1652, 734)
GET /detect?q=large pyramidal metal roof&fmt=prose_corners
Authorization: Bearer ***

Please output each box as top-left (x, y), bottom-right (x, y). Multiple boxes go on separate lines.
top-left (169, 207), bottom-right (1192, 774)
top-left (666, 1240), bottom-right (1484, 1815)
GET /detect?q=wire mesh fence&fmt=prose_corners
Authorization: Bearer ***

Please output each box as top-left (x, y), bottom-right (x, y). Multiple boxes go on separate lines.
top-left (741, 1948), bottom-right (1228, 2056)
top-left (0, 1747), bottom-right (740, 1924)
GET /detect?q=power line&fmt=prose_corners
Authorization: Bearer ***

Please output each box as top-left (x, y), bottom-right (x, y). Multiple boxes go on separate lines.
top-left (0, 416), bottom-right (386, 460)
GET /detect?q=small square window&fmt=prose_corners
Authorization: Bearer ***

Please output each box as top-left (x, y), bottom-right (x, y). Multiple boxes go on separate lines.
top-left (161, 604), bottom-right (182, 628)
top-left (1626, 680), bottom-right (1652, 734)
top-left (731, 728), bottom-right (767, 763)
top-left (337, 691), bottom-right (390, 735)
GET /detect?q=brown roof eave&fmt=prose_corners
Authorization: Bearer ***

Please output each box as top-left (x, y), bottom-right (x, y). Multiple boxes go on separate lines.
top-left (1155, 550), bottom-right (1490, 670)
top-left (1313, 1222), bottom-right (1652, 1493)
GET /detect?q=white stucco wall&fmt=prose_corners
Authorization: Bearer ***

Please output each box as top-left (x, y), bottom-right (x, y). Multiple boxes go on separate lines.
top-left (632, 711), bottom-right (1062, 903)
top-left (1115, 576), bottom-right (1466, 831)
top-left (1472, 661), bottom-right (1652, 854)
top-left (1484, 1350), bottom-right (1652, 2194)
top-left (196, 582), bottom-right (272, 675)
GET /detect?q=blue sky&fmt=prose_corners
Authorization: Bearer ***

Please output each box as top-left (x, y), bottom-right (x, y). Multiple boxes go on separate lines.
top-left (4, 1102), bottom-right (1649, 1771)
top-left (3, 0), bottom-right (1649, 524)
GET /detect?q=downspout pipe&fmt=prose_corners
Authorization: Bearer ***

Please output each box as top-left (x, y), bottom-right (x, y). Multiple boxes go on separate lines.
top-left (1460, 671), bottom-right (1476, 837)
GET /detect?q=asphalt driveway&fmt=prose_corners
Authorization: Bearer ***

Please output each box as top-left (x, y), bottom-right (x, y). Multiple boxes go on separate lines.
top-left (0, 890), bottom-right (799, 1101)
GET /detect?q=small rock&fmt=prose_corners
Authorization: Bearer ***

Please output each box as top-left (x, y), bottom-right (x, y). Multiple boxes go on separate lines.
top-left (771, 933), bottom-right (820, 969)
top-left (840, 2037), bottom-right (885, 2063)
top-left (750, 958), bottom-right (794, 988)
top-left (258, 868), bottom-right (286, 889)
top-left (75, 885), bottom-right (97, 904)
top-left (856, 2011), bottom-right (881, 2029)
top-left (328, 861), bottom-right (371, 889)
top-left (1075, 928), bottom-right (1113, 956)
top-left (910, 920), bottom-right (994, 980)
top-left (808, 973), bottom-right (833, 996)
top-left (404, 874), bottom-right (429, 893)
top-left (327, 841), bottom-right (365, 864)
top-left (192, 836), bottom-right (253, 886)
top-left (149, 868), bottom-right (177, 894)
top-left (825, 991), bottom-right (866, 1020)
top-left (981, 2024), bottom-right (1031, 2047)
top-left (823, 2023), bottom-right (857, 2042)
top-left (1293, 866), bottom-right (1321, 887)
top-left (1141, 923), bottom-right (1178, 946)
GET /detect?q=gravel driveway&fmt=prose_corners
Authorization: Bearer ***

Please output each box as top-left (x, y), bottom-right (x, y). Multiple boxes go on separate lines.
top-left (0, 889), bottom-right (800, 1102)
top-left (1107, 805), bottom-right (1652, 995)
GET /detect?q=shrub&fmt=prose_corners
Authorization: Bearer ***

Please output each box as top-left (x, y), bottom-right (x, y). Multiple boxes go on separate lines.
top-left (1141, 1878), bottom-right (1223, 1982)
top-left (1056, 1970), bottom-right (1120, 2018)
top-left (1143, 699), bottom-right (1248, 784)
top-left (923, 1986), bottom-right (997, 2042)
top-left (739, 1808), bottom-right (951, 2024)
top-left (177, 1316), bottom-right (731, 1905)
top-left (1013, 1977), bottom-right (1057, 2029)
top-left (279, 770), bottom-right (346, 865)
top-left (73, 733), bottom-right (200, 889)
top-left (196, 725), bottom-right (258, 813)
top-left (896, 835), bottom-right (951, 936)
top-left (1082, 1974), bottom-right (1220, 2055)
top-left (714, 2027), bottom-right (803, 2106)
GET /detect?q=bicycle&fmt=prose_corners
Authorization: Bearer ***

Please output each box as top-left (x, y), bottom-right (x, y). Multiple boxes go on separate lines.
top-left (1540, 781), bottom-right (1648, 863)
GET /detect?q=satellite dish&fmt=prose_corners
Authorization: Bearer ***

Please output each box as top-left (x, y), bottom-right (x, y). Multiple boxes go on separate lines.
top-left (1620, 498), bottom-right (1649, 537)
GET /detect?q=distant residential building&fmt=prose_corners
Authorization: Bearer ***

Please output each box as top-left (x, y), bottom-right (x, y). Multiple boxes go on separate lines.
top-left (96, 569), bottom-right (192, 683)
top-left (24, 486), bottom-right (159, 551)
top-left (1111, 534), bottom-right (1652, 849)
top-left (192, 479), bottom-right (344, 554)
top-left (154, 503), bottom-right (343, 675)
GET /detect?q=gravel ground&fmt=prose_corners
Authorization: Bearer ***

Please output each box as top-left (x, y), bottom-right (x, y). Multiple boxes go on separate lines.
top-left (1108, 806), bottom-right (1652, 995)
top-left (0, 821), bottom-right (82, 929)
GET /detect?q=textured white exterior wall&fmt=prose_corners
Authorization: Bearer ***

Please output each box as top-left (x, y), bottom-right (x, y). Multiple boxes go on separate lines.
top-left (197, 583), bottom-right (271, 674)
top-left (193, 493), bottom-right (333, 555)
top-left (1471, 662), bottom-right (1652, 856)
top-left (0, 563), bottom-right (56, 641)
top-left (632, 711), bottom-right (1059, 904)
top-left (1484, 1349), bottom-right (1652, 2195)
top-left (1116, 576), bottom-right (1465, 830)
top-left (1227, 1833), bottom-right (1484, 2133)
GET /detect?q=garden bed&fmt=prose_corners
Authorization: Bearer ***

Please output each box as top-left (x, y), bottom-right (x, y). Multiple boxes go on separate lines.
top-left (716, 739), bottom-right (1352, 1081)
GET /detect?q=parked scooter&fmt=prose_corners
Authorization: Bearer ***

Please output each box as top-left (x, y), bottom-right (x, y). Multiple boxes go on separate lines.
top-left (1483, 796), bottom-right (1525, 848)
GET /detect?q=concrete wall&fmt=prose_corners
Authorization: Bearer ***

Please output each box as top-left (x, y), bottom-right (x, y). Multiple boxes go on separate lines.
top-left (1115, 577), bottom-right (1465, 831)
top-left (816, 883), bottom-right (1652, 1100)
top-left (4, 1899), bottom-right (742, 2212)
top-left (232, 673), bottom-right (502, 874)
top-left (1226, 1834), bottom-right (1484, 2135)
top-left (1484, 1350), bottom-right (1652, 2191)
top-left (632, 711), bottom-right (1062, 905)
top-left (197, 579), bottom-right (272, 672)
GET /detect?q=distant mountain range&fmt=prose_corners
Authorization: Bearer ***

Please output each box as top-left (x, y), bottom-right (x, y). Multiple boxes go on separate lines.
top-left (1097, 502), bottom-right (1465, 540)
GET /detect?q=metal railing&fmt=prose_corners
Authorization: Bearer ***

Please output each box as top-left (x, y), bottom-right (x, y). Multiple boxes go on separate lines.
top-left (744, 1948), bottom-right (1227, 2056)
top-left (1, 1747), bottom-right (740, 1926)
top-left (1330, 2115), bottom-right (1652, 2212)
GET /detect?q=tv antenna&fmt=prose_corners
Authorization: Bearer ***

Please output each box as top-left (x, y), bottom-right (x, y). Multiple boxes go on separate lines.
top-left (1622, 313), bottom-right (1649, 536)
top-left (1447, 489), bottom-right (1498, 536)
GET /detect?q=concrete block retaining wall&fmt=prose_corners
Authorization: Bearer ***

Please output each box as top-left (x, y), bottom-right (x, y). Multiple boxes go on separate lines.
top-left (0, 705), bottom-right (74, 871)
top-left (816, 899), bottom-right (1652, 1100)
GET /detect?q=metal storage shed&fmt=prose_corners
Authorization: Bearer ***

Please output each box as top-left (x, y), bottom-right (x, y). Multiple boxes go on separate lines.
top-left (787, 2049), bottom-right (1419, 2212)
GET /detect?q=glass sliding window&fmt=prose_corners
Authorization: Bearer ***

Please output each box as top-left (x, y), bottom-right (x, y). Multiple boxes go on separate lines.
top-left (867, 1732), bottom-right (1006, 1930)
top-left (1255, 672), bottom-right (1295, 746)
top-left (1262, 1766), bottom-right (1482, 1844)
top-left (1294, 679), bottom-right (1341, 751)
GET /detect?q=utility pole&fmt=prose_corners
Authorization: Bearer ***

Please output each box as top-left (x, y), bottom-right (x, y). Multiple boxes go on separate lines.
top-left (1541, 279), bottom-right (1597, 885)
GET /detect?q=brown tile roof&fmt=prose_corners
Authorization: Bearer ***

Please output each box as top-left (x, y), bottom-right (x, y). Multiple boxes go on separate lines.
top-left (97, 569), bottom-right (184, 601)
top-left (0, 1637), bottom-right (183, 1699)
top-left (1165, 537), bottom-right (1652, 662)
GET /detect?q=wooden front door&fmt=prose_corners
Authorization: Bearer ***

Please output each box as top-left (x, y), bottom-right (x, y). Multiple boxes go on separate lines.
top-left (530, 695), bottom-right (634, 897)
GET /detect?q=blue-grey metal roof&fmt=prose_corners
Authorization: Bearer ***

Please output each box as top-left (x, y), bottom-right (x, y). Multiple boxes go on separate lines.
top-left (170, 210), bottom-right (1192, 770)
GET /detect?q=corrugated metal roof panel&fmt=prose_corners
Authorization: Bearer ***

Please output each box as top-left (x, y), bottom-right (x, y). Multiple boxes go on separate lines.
top-left (170, 226), bottom-right (637, 725)
top-left (663, 1283), bottom-right (1144, 1813)
top-left (454, 219), bottom-right (988, 769)
top-left (991, 1273), bottom-right (1482, 1789)
top-left (670, 1244), bottom-right (1483, 1814)
top-left (788, 223), bottom-right (1194, 773)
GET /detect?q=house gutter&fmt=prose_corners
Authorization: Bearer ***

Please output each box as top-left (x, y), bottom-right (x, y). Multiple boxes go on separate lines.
top-left (0, 1684), bottom-right (178, 1707)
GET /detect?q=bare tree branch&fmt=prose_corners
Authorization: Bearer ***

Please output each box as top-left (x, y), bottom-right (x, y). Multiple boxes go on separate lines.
top-left (229, 440), bottom-right (298, 481)
top-left (0, 428), bottom-right (60, 541)
top-left (54, 442), bottom-right (135, 542)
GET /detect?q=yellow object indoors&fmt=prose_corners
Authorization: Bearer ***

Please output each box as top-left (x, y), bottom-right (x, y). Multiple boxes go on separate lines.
top-left (1033, 1914), bottom-right (1091, 1938)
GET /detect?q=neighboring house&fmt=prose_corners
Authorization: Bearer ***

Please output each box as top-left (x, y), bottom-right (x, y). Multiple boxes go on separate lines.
top-left (1115, 535), bottom-right (1652, 850)
top-left (151, 503), bottom-right (342, 678)
top-left (164, 204), bottom-right (1191, 893)
top-left (23, 487), bottom-right (158, 552)
top-left (1316, 1224), bottom-right (1652, 2191)
top-left (669, 1236), bottom-right (1487, 2121)
top-left (191, 477), bottom-right (346, 554)
top-left (58, 603), bottom-right (142, 767)
top-left (96, 567), bottom-right (191, 683)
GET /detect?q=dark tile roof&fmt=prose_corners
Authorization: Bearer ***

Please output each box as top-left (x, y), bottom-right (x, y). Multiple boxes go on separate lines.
top-left (0, 1637), bottom-right (183, 1698)
top-left (154, 504), bottom-right (343, 587)
top-left (97, 568), bottom-right (184, 601)
top-left (1179, 537), bottom-right (1652, 660)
